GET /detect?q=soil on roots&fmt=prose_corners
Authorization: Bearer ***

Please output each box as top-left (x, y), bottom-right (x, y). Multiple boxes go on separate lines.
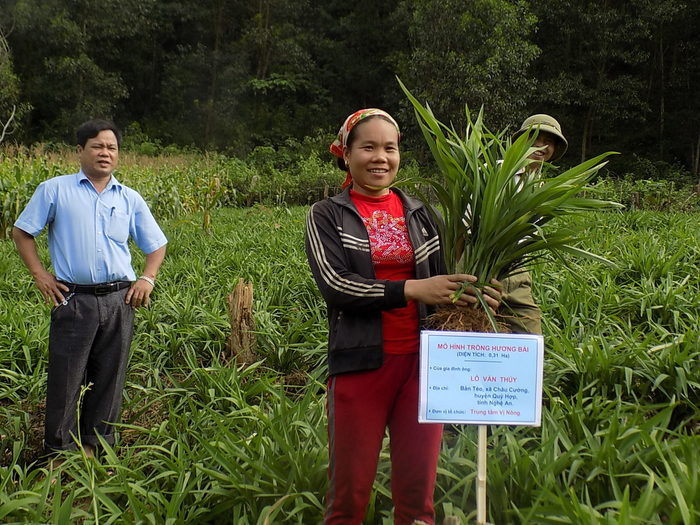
top-left (425, 304), bottom-right (509, 333)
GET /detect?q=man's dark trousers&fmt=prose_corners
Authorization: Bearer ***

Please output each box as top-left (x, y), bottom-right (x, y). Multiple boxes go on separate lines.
top-left (45, 287), bottom-right (134, 452)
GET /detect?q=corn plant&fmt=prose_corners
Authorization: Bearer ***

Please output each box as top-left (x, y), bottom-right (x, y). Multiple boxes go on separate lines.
top-left (0, 146), bottom-right (340, 230)
top-left (0, 158), bottom-right (62, 238)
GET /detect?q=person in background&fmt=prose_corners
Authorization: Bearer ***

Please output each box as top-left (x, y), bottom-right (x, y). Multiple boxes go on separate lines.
top-left (500, 113), bottom-right (568, 334)
top-left (305, 108), bottom-right (499, 524)
top-left (12, 119), bottom-right (167, 466)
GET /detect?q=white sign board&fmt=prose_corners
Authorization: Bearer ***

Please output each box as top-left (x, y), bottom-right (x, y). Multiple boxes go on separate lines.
top-left (419, 330), bottom-right (544, 426)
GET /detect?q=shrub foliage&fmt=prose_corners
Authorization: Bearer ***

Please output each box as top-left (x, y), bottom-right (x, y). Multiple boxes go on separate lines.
top-left (1, 200), bottom-right (698, 523)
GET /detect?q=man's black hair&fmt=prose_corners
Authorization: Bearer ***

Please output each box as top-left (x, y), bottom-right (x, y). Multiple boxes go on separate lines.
top-left (76, 119), bottom-right (121, 148)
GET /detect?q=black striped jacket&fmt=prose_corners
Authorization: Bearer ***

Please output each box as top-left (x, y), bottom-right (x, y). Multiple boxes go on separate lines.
top-left (305, 187), bottom-right (446, 376)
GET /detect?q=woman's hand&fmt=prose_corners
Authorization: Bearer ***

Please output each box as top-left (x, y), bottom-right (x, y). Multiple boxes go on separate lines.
top-left (405, 275), bottom-right (503, 312)
top-left (404, 274), bottom-right (478, 306)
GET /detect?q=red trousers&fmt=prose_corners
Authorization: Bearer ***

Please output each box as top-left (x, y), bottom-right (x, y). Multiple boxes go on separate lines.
top-left (325, 353), bottom-right (443, 525)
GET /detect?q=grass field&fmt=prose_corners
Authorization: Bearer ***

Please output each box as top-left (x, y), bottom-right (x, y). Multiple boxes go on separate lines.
top-left (1, 203), bottom-right (698, 524)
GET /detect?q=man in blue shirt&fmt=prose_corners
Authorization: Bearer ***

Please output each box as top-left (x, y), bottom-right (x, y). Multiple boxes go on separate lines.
top-left (12, 119), bottom-right (167, 464)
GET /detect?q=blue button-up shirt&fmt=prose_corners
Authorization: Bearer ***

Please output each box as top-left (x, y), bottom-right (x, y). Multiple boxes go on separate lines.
top-left (15, 171), bottom-right (168, 284)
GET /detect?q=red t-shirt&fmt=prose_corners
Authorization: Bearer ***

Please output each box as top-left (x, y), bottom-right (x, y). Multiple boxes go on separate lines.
top-left (350, 189), bottom-right (419, 354)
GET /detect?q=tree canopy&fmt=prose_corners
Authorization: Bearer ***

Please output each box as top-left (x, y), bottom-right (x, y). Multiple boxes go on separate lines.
top-left (1, 0), bottom-right (698, 177)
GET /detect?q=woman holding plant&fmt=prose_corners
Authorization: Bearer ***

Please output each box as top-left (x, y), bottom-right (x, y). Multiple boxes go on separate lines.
top-left (305, 108), bottom-right (499, 524)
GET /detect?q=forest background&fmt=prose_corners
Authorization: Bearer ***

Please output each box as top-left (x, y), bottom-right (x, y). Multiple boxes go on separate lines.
top-left (0, 0), bottom-right (699, 183)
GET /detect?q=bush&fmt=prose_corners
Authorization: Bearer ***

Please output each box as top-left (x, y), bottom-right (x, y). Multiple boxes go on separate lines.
top-left (586, 177), bottom-right (700, 211)
top-left (612, 153), bottom-right (694, 184)
top-left (122, 122), bottom-right (198, 157)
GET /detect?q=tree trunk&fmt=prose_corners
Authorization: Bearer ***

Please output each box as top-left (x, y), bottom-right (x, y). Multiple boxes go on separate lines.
top-left (226, 279), bottom-right (257, 365)
top-left (205, 0), bottom-right (225, 144)
top-left (0, 104), bottom-right (15, 144)
top-left (658, 29), bottom-right (665, 160)
top-left (255, 0), bottom-right (272, 80)
top-left (581, 107), bottom-right (594, 162)
top-left (693, 130), bottom-right (700, 188)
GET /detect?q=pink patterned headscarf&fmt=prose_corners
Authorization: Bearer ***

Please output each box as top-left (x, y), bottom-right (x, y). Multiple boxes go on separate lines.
top-left (329, 108), bottom-right (400, 188)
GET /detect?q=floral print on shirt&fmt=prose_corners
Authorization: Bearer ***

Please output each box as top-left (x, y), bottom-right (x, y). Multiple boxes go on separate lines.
top-left (361, 210), bottom-right (414, 266)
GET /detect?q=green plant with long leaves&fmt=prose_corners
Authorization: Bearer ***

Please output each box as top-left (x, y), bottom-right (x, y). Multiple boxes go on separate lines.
top-left (398, 80), bottom-right (622, 298)
top-left (1, 206), bottom-right (698, 523)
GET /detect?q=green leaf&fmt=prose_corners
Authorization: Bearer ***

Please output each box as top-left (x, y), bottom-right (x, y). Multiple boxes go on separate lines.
top-left (397, 78), bottom-right (621, 291)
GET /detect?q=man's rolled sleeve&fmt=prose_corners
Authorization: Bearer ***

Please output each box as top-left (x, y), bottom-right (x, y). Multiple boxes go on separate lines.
top-left (14, 182), bottom-right (54, 237)
top-left (130, 194), bottom-right (167, 254)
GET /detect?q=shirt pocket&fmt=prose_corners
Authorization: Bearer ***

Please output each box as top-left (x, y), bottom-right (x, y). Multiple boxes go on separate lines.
top-left (107, 210), bottom-right (130, 243)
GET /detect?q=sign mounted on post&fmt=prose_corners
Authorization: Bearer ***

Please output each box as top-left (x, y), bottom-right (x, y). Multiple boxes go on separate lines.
top-left (418, 330), bottom-right (544, 426)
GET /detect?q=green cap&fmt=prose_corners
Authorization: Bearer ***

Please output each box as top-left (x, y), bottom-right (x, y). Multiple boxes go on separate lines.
top-left (514, 114), bottom-right (568, 161)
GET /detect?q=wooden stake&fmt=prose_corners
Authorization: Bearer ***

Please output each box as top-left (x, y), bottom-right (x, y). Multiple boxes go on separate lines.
top-left (226, 278), bottom-right (256, 365)
top-left (476, 424), bottom-right (488, 525)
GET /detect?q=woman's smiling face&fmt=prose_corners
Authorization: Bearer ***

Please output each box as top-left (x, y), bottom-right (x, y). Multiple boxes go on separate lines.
top-left (343, 117), bottom-right (400, 197)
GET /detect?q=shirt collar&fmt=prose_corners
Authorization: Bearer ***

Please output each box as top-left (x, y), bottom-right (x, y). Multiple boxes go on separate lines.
top-left (76, 170), bottom-right (123, 191)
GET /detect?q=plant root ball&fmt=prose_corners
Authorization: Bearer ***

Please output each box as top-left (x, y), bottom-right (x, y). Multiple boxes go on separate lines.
top-left (425, 305), bottom-right (510, 333)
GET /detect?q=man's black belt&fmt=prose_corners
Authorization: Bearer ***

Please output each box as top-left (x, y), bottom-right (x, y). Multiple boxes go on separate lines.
top-left (62, 281), bottom-right (132, 295)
